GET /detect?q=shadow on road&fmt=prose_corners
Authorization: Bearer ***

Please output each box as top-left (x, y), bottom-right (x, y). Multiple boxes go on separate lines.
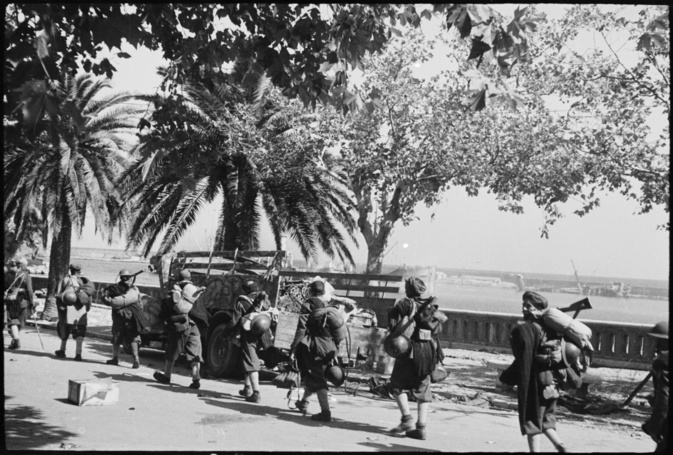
top-left (4, 402), bottom-right (78, 450)
top-left (197, 395), bottom-right (391, 435)
top-left (90, 370), bottom-right (156, 384)
top-left (358, 440), bottom-right (442, 452)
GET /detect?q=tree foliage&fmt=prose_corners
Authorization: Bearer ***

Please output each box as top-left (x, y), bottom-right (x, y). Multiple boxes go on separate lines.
top-left (121, 76), bottom-right (359, 265)
top-left (4, 3), bottom-right (536, 127)
top-left (311, 6), bottom-right (669, 273)
top-left (4, 73), bottom-right (145, 316)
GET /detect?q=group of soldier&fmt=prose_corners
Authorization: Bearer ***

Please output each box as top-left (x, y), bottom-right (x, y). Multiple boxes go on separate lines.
top-left (4, 258), bottom-right (669, 452)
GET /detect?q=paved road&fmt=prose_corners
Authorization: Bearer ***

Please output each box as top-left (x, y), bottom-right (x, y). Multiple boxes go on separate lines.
top-left (4, 326), bottom-right (655, 452)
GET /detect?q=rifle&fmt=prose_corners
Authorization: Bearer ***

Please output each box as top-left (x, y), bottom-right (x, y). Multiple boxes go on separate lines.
top-left (558, 297), bottom-right (592, 319)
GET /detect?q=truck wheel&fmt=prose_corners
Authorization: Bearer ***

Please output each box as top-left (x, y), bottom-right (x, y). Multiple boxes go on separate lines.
top-left (207, 323), bottom-right (241, 378)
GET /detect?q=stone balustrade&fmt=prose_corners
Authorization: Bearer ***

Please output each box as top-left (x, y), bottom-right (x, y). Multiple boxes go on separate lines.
top-left (436, 309), bottom-right (657, 370)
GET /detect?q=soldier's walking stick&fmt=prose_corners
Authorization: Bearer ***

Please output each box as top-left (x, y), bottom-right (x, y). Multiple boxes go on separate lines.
top-left (34, 318), bottom-right (45, 350)
top-left (31, 309), bottom-right (45, 351)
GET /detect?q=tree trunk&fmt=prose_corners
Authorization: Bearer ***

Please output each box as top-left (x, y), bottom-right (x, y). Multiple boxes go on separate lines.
top-left (42, 217), bottom-right (72, 320)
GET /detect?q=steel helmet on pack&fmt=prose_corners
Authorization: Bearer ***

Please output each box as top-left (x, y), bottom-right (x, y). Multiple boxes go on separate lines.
top-left (324, 364), bottom-right (345, 387)
top-left (249, 313), bottom-right (271, 335)
top-left (384, 334), bottom-right (411, 358)
top-left (62, 290), bottom-right (78, 305)
top-left (562, 338), bottom-right (582, 368)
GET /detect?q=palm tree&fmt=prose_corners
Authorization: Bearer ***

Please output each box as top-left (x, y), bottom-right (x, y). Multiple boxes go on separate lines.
top-left (4, 73), bottom-right (149, 319)
top-left (121, 75), bottom-right (358, 266)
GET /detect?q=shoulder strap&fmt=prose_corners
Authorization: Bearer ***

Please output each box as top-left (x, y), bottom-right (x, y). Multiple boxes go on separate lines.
top-left (238, 295), bottom-right (255, 313)
top-left (7, 273), bottom-right (23, 291)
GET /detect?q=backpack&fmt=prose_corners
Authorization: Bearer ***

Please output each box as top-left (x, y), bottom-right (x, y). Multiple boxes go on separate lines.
top-left (308, 305), bottom-right (346, 344)
top-left (414, 296), bottom-right (440, 330)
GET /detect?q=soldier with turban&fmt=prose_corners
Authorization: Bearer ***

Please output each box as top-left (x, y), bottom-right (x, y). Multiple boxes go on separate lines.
top-left (500, 291), bottom-right (570, 452)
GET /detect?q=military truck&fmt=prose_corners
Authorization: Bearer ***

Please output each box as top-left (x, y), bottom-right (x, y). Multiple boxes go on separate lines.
top-left (143, 250), bottom-right (403, 378)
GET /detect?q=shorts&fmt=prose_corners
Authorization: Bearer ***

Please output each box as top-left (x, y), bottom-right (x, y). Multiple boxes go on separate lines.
top-left (523, 396), bottom-right (558, 435)
top-left (111, 321), bottom-right (142, 346)
top-left (6, 308), bottom-right (27, 329)
top-left (240, 333), bottom-right (261, 373)
top-left (6, 300), bottom-right (27, 328)
top-left (165, 323), bottom-right (202, 363)
top-left (58, 321), bottom-right (87, 339)
top-left (389, 353), bottom-right (434, 402)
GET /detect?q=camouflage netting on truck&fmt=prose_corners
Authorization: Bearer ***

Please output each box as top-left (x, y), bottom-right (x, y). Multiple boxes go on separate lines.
top-left (276, 280), bottom-right (311, 313)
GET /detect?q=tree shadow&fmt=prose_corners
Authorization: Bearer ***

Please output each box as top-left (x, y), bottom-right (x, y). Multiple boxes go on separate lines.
top-left (198, 395), bottom-right (390, 435)
top-left (357, 440), bottom-right (442, 452)
top-left (89, 370), bottom-right (156, 384)
top-left (4, 402), bottom-right (78, 450)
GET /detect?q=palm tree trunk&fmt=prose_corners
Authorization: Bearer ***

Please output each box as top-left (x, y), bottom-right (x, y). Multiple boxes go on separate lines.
top-left (43, 217), bottom-right (72, 320)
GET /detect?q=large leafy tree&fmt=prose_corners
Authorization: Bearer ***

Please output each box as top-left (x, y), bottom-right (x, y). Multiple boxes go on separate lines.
top-left (4, 74), bottom-right (146, 318)
top-left (314, 6), bottom-right (669, 274)
top-left (121, 77), bottom-right (358, 266)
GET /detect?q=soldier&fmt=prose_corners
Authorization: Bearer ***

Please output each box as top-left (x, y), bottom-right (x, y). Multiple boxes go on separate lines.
top-left (54, 264), bottom-right (95, 360)
top-left (289, 280), bottom-right (345, 422)
top-left (642, 320), bottom-right (668, 453)
top-left (499, 291), bottom-right (570, 452)
top-left (387, 277), bottom-right (444, 440)
top-left (103, 269), bottom-right (148, 368)
top-left (232, 279), bottom-right (271, 403)
top-left (153, 270), bottom-right (205, 388)
top-left (4, 257), bottom-right (34, 350)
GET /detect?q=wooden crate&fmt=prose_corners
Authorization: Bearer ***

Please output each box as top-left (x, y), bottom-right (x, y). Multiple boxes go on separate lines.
top-left (68, 380), bottom-right (119, 406)
top-left (274, 311), bottom-right (300, 351)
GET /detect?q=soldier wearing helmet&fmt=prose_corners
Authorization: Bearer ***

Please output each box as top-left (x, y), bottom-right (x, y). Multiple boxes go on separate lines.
top-left (102, 268), bottom-right (147, 368)
top-left (230, 279), bottom-right (272, 403)
top-left (54, 264), bottom-right (95, 360)
top-left (153, 269), bottom-right (206, 389)
top-left (288, 279), bottom-right (345, 422)
top-left (4, 257), bottom-right (34, 350)
top-left (386, 277), bottom-right (444, 440)
top-left (642, 320), bottom-right (668, 452)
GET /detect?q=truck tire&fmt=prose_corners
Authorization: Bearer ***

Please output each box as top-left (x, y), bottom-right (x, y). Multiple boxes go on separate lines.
top-left (207, 323), bottom-right (241, 378)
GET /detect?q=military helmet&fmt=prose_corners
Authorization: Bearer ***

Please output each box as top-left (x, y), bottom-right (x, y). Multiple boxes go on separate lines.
top-left (119, 268), bottom-right (133, 277)
top-left (324, 364), bottom-right (345, 387)
top-left (562, 338), bottom-right (582, 368)
top-left (249, 313), bottom-right (271, 335)
top-left (241, 280), bottom-right (259, 294)
top-left (384, 334), bottom-right (411, 358)
top-left (69, 263), bottom-right (82, 272)
top-left (62, 290), bottom-right (78, 305)
top-left (648, 321), bottom-right (668, 339)
top-left (178, 269), bottom-right (191, 281)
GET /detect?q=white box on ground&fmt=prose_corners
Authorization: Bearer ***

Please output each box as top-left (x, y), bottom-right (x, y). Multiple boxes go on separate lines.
top-left (68, 380), bottom-right (119, 406)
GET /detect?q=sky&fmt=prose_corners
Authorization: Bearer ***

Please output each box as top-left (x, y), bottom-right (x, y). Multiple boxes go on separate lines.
top-left (74, 4), bottom-right (669, 281)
